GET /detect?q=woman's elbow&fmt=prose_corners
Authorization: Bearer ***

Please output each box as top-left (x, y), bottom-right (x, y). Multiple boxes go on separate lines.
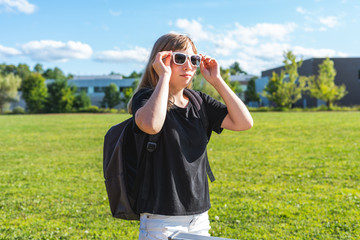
top-left (243, 119), bottom-right (254, 130)
top-left (144, 125), bottom-right (162, 135)
top-left (136, 119), bottom-right (162, 135)
top-left (235, 118), bottom-right (253, 131)
top-left (135, 113), bottom-right (163, 134)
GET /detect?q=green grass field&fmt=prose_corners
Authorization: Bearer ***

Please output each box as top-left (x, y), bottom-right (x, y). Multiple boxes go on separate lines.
top-left (1, 112), bottom-right (359, 239)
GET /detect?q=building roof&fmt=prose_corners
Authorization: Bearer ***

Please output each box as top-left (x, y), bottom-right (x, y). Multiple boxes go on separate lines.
top-left (72, 75), bottom-right (123, 80)
top-left (69, 75), bottom-right (136, 87)
top-left (230, 74), bottom-right (257, 85)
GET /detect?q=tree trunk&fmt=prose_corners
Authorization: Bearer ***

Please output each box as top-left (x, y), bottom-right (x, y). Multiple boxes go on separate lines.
top-left (327, 101), bottom-right (332, 110)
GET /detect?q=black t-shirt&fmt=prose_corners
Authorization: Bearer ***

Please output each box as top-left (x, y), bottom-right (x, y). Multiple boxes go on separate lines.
top-left (131, 88), bottom-right (228, 215)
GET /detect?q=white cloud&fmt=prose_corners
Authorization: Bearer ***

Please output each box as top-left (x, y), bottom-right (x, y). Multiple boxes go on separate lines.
top-left (171, 19), bottom-right (351, 75)
top-left (173, 19), bottom-right (297, 60)
top-left (296, 6), bottom-right (342, 32)
top-left (252, 23), bottom-right (297, 41)
top-left (222, 46), bottom-right (347, 76)
top-left (216, 22), bottom-right (297, 49)
top-left (296, 6), bottom-right (307, 14)
top-left (319, 16), bottom-right (340, 28)
top-left (21, 40), bottom-right (93, 62)
top-left (293, 46), bottom-right (341, 58)
top-left (244, 43), bottom-right (291, 60)
top-left (304, 27), bottom-right (314, 32)
top-left (109, 9), bottom-right (121, 16)
top-left (94, 47), bottom-right (150, 63)
top-left (213, 35), bottom-right (240, 56)
top-left (0, 44), bottom-right (21, 57)
top-left (174, 19), bottom-right (210, 41)
top-left (0, 0), bottom-right (36, 14)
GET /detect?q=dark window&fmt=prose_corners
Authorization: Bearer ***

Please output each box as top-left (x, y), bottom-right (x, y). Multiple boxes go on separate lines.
top-left (77, 87), bottom-right (88, 93)
top-left (358, 70), bottom-right (360, 79)
top-left (94, 87), bottom-right (106, 93)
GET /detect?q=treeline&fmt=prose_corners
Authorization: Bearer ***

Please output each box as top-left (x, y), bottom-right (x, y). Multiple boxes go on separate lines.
top-left (0, 61), bottom-right (252, 114)
top-left (4, 53), bottom-right (345, 114)
top-left (0, 62), bottom-right (156, 113)
top-left (262, 51), bottom-right (347, 110)
top-left (0, 63), bottom-right (90, 113)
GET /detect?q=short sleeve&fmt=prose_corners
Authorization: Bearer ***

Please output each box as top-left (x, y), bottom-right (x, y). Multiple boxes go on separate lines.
top-left (131, 88), bottom-right (154, 134)
top-left (131, 88), bottom-right (154, 115)
top-left (198, 91), bottom-right (228, 135)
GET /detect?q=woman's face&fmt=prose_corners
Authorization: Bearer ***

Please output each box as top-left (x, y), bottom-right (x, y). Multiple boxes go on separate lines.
top-left (169, 46), bottom-right (198, 91)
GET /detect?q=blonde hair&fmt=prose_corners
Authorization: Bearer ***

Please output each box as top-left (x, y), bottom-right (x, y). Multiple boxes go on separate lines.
top-left (127, 33), bottom-right (198, 114)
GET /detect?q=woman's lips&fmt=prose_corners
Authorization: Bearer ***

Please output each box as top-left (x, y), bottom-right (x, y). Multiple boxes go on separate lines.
top-left (181, 74), bottom-right (192, 77)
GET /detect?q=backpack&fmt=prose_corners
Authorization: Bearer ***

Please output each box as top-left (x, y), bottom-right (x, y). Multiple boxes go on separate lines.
top-left (103, 89), bottom-right (215, 220)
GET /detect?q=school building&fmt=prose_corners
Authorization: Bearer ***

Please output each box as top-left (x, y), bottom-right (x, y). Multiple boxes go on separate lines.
top-left (68, 75), bottom-right (136, 108)
top-left (256, 58), bottom-right (360, 107)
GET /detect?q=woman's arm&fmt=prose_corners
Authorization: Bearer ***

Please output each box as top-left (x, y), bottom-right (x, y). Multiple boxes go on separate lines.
top-left (200, 55), bottom-right (253, 131)
top-left (135, 51), bottom-right (172, 134)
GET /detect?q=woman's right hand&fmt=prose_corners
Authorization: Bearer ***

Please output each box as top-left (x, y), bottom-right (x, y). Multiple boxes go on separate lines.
top-left (152, 51), bottom-right (172, 78)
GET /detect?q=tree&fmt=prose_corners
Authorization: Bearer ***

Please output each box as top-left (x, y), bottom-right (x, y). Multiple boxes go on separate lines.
top-left (102, 83), bottom-right (121, 108)
top-left (21, 73), bottom-right (48, 113)
top-left (124, 71), bottom-right (142, 79)
top-left (230, 62), bottom-right (247, 75)
top-left (43, 67), bottom-right (67, 80)
top-left (305, 58), bottom-right (347, 109)
top-left (0, 73), bottom-right (21, 113)
top-left (0, 63), bottom-right (31, 80)
top-left (34, 63), bottom-right (44, 74)
top-left (0, 64), bottom-right (17, 76)
top-left (120, 87), bottom-right (133, 110)
top-left (110, 71), bottom-right (122, 76)
top-left (263, 51), bottom-right (306, 108)
top-left (192, 69), bottom-right (221, 101)
top-left (43, 68), bottom-right (54, 79)
top-left (120, 80), bottom-right (139, 110)
top-left (46, 79), bottom-right (76, 112)
top-left (245, 76), bottom-right (260, 104)
top-left (16, 63), bottom-right (31, 81)
top-left (221, 66), bottom-right (243, 96)
top-left (73, 91), bottom-right (91, 109)
top-left (67, 73), bottom-right (74, 80)
top-left (53, 67), bottom-right (67, 80)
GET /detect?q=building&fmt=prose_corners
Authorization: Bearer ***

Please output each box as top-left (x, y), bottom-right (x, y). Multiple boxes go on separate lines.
top-left (69, 75), bottom-right (137, 108)
top-left (229, 74), bottom-right (257, 100)
top-left (260, 58), bottom-right (360, 107)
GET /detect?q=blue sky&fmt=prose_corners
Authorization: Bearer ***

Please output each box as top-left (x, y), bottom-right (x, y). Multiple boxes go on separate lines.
top-left (1, 0), bottom-right (359, 76)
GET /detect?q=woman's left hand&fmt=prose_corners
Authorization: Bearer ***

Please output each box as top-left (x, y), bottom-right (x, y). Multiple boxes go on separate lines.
top-left (200, 54), bottom-right (221, 86)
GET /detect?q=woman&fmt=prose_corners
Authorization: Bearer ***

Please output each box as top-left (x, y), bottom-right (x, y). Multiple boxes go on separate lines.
top-left (128, 33), bottom-right (253, 240)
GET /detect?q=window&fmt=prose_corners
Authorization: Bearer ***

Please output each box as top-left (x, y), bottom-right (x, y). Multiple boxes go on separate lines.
top-left (77, 87), bottom-right (88, 93)
top-left (94, 87), bottom-right (106, 93)
top-left (358, 70), bottom-right (360, 80)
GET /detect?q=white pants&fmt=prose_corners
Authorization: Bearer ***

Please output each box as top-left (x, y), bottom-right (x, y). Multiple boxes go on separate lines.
top-left (138, 211), bottom-right (211, 240)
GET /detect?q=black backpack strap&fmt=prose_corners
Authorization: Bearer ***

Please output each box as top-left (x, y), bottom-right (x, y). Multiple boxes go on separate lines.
top-left (129, 132), bottom-right (160, 210)
top-left (184, 89), bottom-right (216, 182)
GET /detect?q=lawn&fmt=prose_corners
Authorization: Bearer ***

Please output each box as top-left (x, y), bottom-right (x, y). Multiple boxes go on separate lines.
top-left (0, 112), bottom-right (359, 239)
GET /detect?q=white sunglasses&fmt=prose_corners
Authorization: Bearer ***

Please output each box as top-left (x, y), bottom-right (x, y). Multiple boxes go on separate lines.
top-left (172, 52), bottom-right (202, 67)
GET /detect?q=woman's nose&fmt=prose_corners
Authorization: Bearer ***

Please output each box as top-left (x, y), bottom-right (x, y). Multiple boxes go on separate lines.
top-left (183, 56), bottom-right (192, 69)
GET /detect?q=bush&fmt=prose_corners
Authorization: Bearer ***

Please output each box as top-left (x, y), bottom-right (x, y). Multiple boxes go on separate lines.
top-left (75, 106), bottom-right (121, 113)
top-left (12, 106), bottom-right (25, 114)
top-left (248, 107), bottom-right (271, 112)
top-left (248, 105), bottom-right (360, 112)
top-left (79, 105), bottom-right (100, 113)
top-left (73, 91), bottom-right (91, 109)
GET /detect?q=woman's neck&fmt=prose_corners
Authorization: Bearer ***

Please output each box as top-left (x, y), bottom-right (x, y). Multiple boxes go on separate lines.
top-left (170, 88), bottom-right (189, 108)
